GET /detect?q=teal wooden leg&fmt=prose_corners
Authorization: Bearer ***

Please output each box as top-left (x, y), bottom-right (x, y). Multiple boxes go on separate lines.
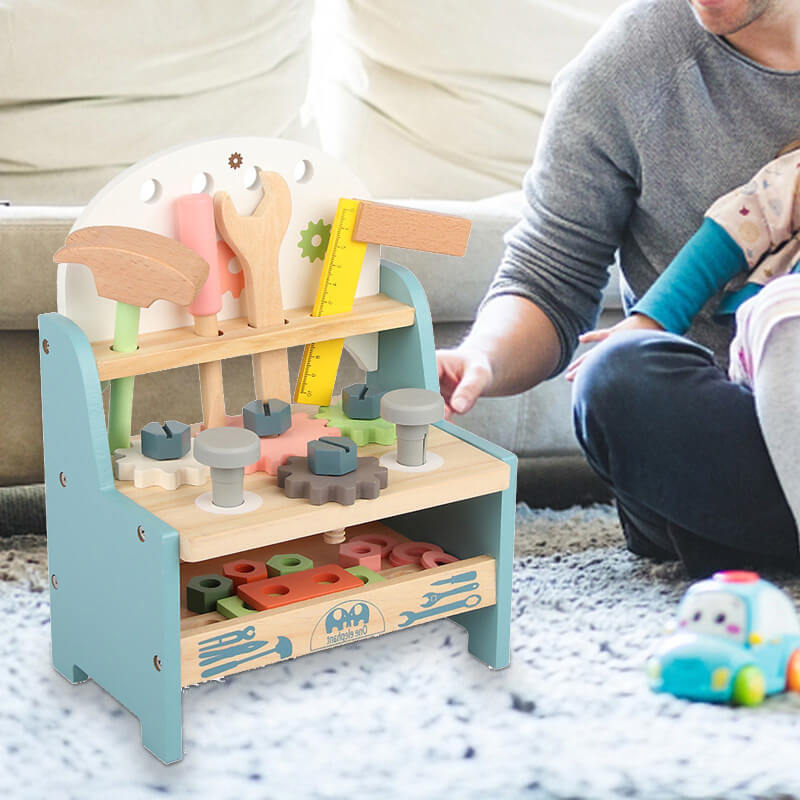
top-left (386, 421), bottom-right (517, 670)
top-left (40, 313), bottom-right (183, 764)
top-left (51, 650), bottom-right (89, 684)
top-left (368, 260), bottom-right (518, 669)
top-left (387, 490), bottom-right (514, 669)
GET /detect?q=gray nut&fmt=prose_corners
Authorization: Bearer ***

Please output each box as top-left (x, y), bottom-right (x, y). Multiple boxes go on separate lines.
top-left (242, 398), bottom-right (292, 437)
top-left (342, 383), bottom-right (385, 420)
top-left (140, 420), bottom-right (191, 461)
top-left (307, 436), bottom-right (358, 476)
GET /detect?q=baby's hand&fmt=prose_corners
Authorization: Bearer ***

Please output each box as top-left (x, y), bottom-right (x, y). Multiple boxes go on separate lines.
top-left (565, 314), bottom-right (663, 382)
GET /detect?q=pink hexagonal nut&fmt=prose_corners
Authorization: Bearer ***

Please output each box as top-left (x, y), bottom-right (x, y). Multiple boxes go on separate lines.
top-left (339, 540), bottom-right (382, 572)
top-left (349, 532), bottom-right (398, 558)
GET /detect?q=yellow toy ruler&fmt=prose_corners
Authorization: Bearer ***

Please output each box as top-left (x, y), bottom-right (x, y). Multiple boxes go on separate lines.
top-left (293, 198), bottom-right (367, 406)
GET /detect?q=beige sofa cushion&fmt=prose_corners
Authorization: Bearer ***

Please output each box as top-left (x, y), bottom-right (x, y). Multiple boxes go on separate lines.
top-left (0, 0), bottom-right (315, 205)
top-left (308, 0), bottom-right (624, 199)
top-left (0, 207), bottom-right (76, 329)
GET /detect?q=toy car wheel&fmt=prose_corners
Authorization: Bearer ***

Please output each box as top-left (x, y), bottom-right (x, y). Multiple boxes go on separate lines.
top-left (731, 665), bottom-right (766, 706)
top-left (786, 650), bottom-right (800, 692)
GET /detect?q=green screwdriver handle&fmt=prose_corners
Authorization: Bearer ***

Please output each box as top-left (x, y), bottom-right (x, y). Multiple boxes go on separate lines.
top-left (107, 302), bottom-right (141, 452)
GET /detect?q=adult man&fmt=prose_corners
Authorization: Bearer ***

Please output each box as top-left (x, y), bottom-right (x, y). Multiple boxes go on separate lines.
top-left (437, 0), bottom-right (800, 575)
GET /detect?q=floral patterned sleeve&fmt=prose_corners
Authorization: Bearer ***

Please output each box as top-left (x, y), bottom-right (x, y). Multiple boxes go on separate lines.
top-left (707, 148), bottom-right (800, 271)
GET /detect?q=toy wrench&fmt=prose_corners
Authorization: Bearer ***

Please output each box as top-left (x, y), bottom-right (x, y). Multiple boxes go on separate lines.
top-left (200, 636), bottom-right (293, 679)
top-left (420, 582), bottom-right (479, 608)
top-left (214, 170), bottom-right (292, 402)
top-left (431, 570), bottom-right (477, 586)
top-left (199, 625), bottom-right (256, 653)
top-left (199, 640), bottom-right (268, 666)
top-left (398, 594), bottom-right (481, 628)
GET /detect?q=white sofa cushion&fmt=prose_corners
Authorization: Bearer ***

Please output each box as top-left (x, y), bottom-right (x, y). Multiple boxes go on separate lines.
top-left (0, 0), bottom-right (316, 205)
top-left (308, 0), bottom-right (625, 200)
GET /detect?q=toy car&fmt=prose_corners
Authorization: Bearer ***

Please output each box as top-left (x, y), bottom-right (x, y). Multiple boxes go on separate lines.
top-left (646, 571), bottom-right (800, 705)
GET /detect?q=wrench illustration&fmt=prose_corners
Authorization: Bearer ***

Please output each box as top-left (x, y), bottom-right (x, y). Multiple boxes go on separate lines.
top-left (420, 582), bottom-right (479, 608)
top-left (200, 636), bottom-right (293, 679)
top-left (398, 594), bottom-right (481, 628)
top-left (431, 570), bottom-right (477, 587)
top-left (199, 625), bottom-right (256, 653)
top-left (199, 640), bottom-right (269, 666)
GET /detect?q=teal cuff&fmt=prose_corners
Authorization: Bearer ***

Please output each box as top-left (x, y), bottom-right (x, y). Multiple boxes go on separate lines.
top-left (631, 218), bottom-right (747, 334)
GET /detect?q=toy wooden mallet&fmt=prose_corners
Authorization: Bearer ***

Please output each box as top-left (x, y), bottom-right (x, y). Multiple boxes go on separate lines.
top-left (214, 170), bottom-right (292, 403)
top-left (176, 193), bottom-right (227, 429)
top-left (54, 226), bottom-right (209, 451)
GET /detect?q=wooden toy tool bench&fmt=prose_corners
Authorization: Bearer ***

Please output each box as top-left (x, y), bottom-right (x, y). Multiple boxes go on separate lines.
top-left (40, 138), bottom-right (516, 764)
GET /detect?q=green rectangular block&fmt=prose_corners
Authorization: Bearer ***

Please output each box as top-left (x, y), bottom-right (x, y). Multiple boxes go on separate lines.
top-left (217, 595), bottom-right (256, 618)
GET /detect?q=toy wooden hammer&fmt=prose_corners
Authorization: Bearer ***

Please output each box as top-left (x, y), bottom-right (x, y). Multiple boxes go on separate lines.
top-left (54, 226), bottom-right (209, 451)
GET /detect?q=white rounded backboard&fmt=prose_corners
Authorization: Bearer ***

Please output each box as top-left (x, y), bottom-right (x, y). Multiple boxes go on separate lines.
top-left (57, 136), bottom-right (380, 368)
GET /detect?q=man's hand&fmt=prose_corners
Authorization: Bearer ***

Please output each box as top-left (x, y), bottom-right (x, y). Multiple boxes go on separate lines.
top-left (565, 313), bottom-right (663, 382)
top-left (437, 346), bottom-right (494, 419)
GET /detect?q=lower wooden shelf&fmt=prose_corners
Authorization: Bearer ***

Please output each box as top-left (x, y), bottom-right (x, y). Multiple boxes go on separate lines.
top-left (178, 523), bottom-right (496, 686)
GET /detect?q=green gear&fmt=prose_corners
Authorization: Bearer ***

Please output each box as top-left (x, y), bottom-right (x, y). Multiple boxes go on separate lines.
top-left (297, 219), bottom-right (331, 262)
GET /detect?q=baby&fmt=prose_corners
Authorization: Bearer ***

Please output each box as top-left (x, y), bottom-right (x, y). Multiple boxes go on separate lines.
top-left (568, 143), bottom-right (800, 532)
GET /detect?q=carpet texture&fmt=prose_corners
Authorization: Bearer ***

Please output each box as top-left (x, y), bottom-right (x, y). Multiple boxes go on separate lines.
top-left (3, 503), bottom-right (800, 800)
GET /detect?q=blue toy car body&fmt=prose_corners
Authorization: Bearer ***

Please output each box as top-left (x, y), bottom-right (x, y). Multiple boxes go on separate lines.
top-left (647, 571), bottom-right (800, 705)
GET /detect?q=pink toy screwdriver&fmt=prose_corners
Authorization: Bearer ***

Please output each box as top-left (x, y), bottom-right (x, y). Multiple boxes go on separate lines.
top-left (176, 193), bottom-right (227, 429)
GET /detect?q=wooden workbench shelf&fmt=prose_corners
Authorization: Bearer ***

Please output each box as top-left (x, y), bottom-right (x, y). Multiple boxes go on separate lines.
top-left (178, 524), bottom-right (497, 686)
top-left (93, 293), bottom-right (415, 381)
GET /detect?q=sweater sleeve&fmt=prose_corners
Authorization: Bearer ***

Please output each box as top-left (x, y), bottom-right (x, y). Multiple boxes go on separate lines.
top-left (480, 39), bottom-right (642, 377)
top-left (630, 218), bottom-right (747, 334)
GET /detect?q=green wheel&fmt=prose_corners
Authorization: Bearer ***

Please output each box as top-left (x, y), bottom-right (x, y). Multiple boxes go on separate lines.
top-left (731, 665), bottom-right (766, 706)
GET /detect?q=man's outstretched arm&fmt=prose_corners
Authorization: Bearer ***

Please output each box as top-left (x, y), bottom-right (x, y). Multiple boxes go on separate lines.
top-left (438, 295), bottom-right (561, 417)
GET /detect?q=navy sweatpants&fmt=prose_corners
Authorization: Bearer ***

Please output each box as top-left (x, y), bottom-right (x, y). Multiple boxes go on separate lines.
top-left (571, 330), bottom-right (800, 577)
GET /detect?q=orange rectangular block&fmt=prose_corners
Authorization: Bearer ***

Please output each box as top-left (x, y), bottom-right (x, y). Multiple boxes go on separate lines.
top-left (352, 201), bottom-right (471, 257)
top-left (237, 563), bottom-right (362, 611)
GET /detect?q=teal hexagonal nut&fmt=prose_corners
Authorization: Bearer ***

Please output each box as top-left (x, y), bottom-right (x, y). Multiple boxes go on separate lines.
top-left (186, 573), bottom-right (234, 614)
top-left (342, 383), bottom-right (386, 420)
top-left (140, 420), bottom-right (191, 460)
top-left (242, 398), bottom-right (292, 437)
top-left (267, 553), bottom-right (314, 577)
top-left (307, 436), bottom-right (358, 476)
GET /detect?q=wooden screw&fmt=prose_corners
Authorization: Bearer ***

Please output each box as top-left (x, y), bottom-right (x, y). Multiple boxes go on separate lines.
top-left (323, 528), bottom-right (346, 545)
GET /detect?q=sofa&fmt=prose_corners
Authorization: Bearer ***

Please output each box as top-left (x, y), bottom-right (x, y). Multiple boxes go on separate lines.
top-left (0, 0), bottom-right (625, 512)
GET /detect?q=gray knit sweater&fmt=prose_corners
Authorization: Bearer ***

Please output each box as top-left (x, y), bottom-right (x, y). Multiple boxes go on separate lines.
top-left (485, 0), bottom-right (800, 375)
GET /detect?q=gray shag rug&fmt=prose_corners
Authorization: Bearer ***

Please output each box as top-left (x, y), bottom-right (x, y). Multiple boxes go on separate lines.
top-left (3, 502), bottom-right (800, 800)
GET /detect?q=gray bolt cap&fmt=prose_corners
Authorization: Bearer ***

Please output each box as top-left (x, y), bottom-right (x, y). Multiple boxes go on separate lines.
top-left (194, 427), bottom-right (261, 469)
top-left (380, 388), bottom-right (444, 426)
